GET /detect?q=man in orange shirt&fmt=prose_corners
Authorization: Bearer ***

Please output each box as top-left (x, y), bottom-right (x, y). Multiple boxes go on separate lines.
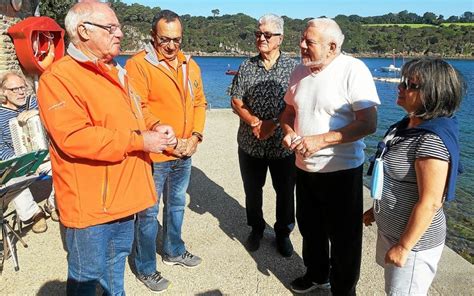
top-left (126, 9), bottom-right (207, 293)
top-left (38, 2), bottom-right (176, 294)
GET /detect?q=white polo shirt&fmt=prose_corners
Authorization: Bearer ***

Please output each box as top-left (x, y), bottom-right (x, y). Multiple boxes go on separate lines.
top-left (284, 54), bottom-right (380, 173)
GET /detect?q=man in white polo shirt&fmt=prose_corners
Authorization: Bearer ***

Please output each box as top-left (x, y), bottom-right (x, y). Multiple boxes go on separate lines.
top-left (281, 18), bottom-right (380, 295)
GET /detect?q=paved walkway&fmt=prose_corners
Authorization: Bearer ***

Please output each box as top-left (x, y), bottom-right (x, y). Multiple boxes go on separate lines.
top-left (1, 109), bottom-right (472, 295)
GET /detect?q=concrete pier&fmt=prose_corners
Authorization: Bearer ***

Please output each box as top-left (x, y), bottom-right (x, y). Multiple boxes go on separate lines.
top-left (1, 109), bottom-right (472, 295)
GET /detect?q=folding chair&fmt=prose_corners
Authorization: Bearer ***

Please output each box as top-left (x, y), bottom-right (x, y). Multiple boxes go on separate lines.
top-left (0, 150), bottom-right (49, 273)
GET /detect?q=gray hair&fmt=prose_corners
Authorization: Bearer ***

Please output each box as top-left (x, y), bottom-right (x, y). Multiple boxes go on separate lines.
top-left (0, 72), bottom-right (27, 104)
top-left (0, 72), bottom-right (25, 89)
top-left (307, 18), bottom-right (344, 52)
top-left (64, 2), bottom-right (110, 44)
top-left (401, 58), bottom-right (466, 120)
top-left (258, 14), bottom-right (284, 34)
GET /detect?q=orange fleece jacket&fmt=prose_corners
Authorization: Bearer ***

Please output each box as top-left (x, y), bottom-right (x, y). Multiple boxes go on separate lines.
top-left (37, 48), bottom-right (157, 228)
top-left (125, 46), bottom-right (207, 162)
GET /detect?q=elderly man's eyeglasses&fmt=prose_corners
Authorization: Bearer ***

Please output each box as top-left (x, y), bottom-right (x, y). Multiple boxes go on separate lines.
top-left (399, 77), bottom-right (421, 90)
top-left (4, 86), bottom-right (26, 93)
top-left (300, 37), bottom-right (321, 46)
top-left (155, 34), bottom-right (182, 46)
top-left (83, 22), bottom-right (122, 34)
top-left (254, 31), bottom-right (281, 40)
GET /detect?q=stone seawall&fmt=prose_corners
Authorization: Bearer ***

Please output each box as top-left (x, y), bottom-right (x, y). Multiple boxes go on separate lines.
top-left (0, 14), bottom-right (22, 74)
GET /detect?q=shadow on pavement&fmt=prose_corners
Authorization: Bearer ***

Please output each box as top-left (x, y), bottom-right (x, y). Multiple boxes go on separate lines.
top-left (37, 280), bottom-right (66, 295)
top-left (188, 166), bottom-right (309, 292)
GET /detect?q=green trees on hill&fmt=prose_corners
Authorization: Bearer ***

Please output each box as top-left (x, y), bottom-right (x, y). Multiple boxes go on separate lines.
top-left (39, 1), bottom-right (473, 57)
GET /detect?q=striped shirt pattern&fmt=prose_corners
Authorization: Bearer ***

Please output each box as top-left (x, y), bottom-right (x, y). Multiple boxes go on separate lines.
top-left (0, 96), bottom-right (37, 160)
top-left (374, 132), bottom-right (449, 251)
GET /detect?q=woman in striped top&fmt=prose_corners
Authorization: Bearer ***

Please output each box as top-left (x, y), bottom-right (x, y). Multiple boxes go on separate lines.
top-left (363, 58), bottom-right (466, 295)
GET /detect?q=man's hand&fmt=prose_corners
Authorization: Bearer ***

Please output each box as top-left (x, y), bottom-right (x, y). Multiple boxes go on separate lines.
top-left (170, 138), bottom-right (187, 158)
top-left (385, 243), bottom-right (410, 267)
top-left (251, 121), bottom-right (262, 138)
top-left (258, 120), bottom-right (277, 140)
top-left (292, 134), bottom-right (325, 158)
top-left (17, 109), bottom-right (39, 125)
top-left (282, 132), bottom-right (298, 149)
top-left (182, 135), bottom-right (200, 157)
top-left (153, 124), bottom-right (177, 146)
top-left (142, 130), bottom-right (176, 154)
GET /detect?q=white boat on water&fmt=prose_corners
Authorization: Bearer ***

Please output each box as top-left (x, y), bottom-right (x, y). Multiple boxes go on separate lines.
top-left (380, 49), bottom-right (402, 72)
top-left (380, 64), bottom-right (401, 72)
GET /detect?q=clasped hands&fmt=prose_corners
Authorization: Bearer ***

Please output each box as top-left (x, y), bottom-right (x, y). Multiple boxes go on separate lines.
top-left (142, 124), bottom-right (199, 157)
top-left (282, 132), bottom-right (324, 158)
top-left (172, 136), bottom-right (200, 157)
top-left (251, 119), bottom-right (278, 140)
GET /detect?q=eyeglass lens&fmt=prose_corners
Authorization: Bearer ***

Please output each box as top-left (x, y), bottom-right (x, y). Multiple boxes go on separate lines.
top-left (156, 35), bottom-right (181, 45)
top-left (6, 86), bottom-right (26, 93)
top-left (399, 77), bottom-right (420, 90)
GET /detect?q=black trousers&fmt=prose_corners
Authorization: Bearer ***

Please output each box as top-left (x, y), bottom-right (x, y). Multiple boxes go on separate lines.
top-left (296, 165), bottom-right (363, 296)
top-left (238, 147), bottom-right (295, 237)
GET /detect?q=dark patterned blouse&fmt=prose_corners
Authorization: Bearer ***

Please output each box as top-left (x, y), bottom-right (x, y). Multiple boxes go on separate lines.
top-left (230, 54), bottom-right (298, 159)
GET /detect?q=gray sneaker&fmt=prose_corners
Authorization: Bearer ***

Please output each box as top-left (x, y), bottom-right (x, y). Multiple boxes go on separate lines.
top-left (137, 271), bottom-right (170, 293)
top-left (163, 250), bottom-right (202, 268)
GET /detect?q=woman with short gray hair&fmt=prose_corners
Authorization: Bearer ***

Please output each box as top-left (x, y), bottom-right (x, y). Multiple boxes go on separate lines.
top-left (364, 57), bottom-right (466, 295)
top-left (230, 13), bottom-right (298, 258)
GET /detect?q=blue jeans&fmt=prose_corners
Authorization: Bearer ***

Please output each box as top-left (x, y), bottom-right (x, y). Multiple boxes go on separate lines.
top-left (65, 216), bottom-right (134, 296)
top-left (134, 158), bottom-right (191, 276)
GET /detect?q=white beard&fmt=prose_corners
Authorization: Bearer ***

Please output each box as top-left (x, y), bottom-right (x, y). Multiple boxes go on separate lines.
top-left (301, 56), bottom-right (324, 68)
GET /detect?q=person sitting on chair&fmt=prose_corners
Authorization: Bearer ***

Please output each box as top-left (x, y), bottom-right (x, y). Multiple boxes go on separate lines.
top-left (0, 72), bottom-right (59, 233)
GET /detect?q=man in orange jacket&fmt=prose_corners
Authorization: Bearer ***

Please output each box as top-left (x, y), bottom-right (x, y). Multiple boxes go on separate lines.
top-left (125, 9), bottom-right (207, 293)
top-left (37, 2), bottom-right (176, 295)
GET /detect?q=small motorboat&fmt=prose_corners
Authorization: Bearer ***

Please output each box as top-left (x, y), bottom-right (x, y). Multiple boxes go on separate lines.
top-left (380, 64), bottom-right (401, 72)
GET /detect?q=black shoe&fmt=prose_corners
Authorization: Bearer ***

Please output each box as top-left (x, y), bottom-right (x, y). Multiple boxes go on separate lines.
top-left (290, 274), bottom-right (330, 294)
top-left (245, 231), bottom-right (263, 252)
top-left (276, 236), bottom-right (293, 257)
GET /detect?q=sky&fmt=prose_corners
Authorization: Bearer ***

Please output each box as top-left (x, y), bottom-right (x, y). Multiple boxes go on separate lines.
top-left (122, 0), bottom-right (473, 19)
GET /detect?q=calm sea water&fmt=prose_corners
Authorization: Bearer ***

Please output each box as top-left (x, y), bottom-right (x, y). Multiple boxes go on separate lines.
top-left (117, 55), bottom-right (473, 257)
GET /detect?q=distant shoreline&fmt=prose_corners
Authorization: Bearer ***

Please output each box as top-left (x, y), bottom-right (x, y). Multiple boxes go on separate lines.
top-left (120, 50), bottom-right (474, 60)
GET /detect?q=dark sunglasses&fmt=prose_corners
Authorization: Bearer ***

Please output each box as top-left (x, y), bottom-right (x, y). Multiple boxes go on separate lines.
top-left (399, 77), bottom-right (421, 90)
top-left (254, 31), bottom-right (281, 40)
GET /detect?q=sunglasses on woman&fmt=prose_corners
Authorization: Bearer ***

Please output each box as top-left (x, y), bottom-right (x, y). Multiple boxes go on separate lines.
top-left (399, 77), bottom-right (421, 90)
top-left (254, 31), bottom-right (281, 40)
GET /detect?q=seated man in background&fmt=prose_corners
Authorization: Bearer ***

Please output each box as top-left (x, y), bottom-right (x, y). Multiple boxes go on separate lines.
top-left (0, 72), bottom-right (59, 233)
